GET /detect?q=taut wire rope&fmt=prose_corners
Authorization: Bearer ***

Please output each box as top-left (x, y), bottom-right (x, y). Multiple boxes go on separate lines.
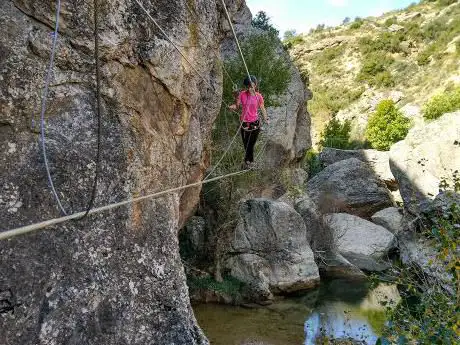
top-left (0, 169), bottom-right (250, 241)
top-left (219, 0), bottom-right (251, 82)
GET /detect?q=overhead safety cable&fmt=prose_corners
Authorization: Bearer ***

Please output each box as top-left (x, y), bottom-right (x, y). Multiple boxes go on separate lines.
top-left (219, 0), bottom-right (252, 82)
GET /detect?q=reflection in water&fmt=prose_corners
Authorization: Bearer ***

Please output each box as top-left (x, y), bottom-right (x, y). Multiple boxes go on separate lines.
top-left (304, 282), bottom-right (400, 345)
top-left (194, 280), bottom-right (400, 345)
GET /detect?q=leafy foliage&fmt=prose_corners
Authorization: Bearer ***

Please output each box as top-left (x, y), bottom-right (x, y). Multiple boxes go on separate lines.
top-left (283, 30), bottom-right (304, 49)
top-left (423, 86), bottom-right (460, 119)
top-left (349, 17), bottom-right (364, 29)
top-left (251, 11), bottom-right (279, 37)
top-left (359, 32), bottom-right (405, 55)
top-left (308, 85), bottom-right (364, 119)
top-left (384, 16), bottom-right (398, 27)
top-left (378, 175), bottom-right (460, 344)
top-left (188, 275), bottom-right (246, 299)
top-left (365, 100), bottom-right (411, 150)
top-left (304, 149), bottom-right (323, 177)
top-left (319, 117), bottom-right (352, 149)
top-left (223, 33), bottom-right (291, 107)
top-left (357, 53), bottom-right (395, 87)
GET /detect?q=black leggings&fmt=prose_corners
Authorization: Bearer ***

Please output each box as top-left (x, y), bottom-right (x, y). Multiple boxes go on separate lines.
top-left (241, 127), bottom-right (260, 163)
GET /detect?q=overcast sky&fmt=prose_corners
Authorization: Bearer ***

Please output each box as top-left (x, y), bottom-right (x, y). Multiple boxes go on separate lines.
top-left (245, 0), bottom-right (417, 36)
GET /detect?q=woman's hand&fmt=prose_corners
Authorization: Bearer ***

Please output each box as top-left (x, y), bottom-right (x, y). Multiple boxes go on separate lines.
top-left (228, 104), bottom-right (237, 111)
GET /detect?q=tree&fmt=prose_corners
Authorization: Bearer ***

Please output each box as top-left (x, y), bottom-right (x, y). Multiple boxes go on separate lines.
top-left (283, 29), bottom-right (297, 41)
top-left (251, 11), bottom-right (279, 37)
top-left (319, 117), bottom-right (352, 149)
top-left (365, 100), bottom-right (411, 150)
top-left (342, 17), bottom-right (351, 25)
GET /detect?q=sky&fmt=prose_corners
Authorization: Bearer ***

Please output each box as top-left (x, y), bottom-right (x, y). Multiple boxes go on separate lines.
top-left (245, 0), bottom-right (418, 36)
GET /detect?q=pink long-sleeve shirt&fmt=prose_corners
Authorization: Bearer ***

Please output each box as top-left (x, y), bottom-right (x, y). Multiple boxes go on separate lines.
top-left (238, 91), bottom-right (264, 123)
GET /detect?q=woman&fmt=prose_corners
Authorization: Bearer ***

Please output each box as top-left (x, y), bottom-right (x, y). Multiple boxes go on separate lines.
top-left (229, 75), bottom-right (269, 169)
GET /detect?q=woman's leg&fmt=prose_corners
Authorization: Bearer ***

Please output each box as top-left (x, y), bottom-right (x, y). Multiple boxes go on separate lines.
top-left (241, 128), bottom-right (250, 162)
top-left (245, 128), bottom-right (260, 162)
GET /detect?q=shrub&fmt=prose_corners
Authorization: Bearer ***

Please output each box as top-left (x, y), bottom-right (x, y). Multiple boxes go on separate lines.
top-left (223, 33), bottom-right (291, 107)
top-left (251, 11), bottom-right (279, 37)
top-left (357, 53), bottom-right (395, 87)
top-left (304, 149), bottom-right (322, 177)
top-left (423, 87), bottom-right (460, 119)
top-left (438, 0), bottom-right (457, 6)
top-left (350, 17), bottom-right (364, 29)
top-left (365, 100), bottom-right (411, 150)
top-left (384, 16), bottom-right (398, 27)
top-left (378, 177), bottom-right (459, 344)
top-left (308, 85), bottom-right (364, 119)
top-left (312, 44), bottom-right (346, 75)
top-left (319, 117), bottom-right (352, 149)
top-left (375, 70), bottom-right (396, 87)
top-left (416, 48), bottom-right (432, 65)
top-left (283, 34), bottom-right (304, 49)
top-left (359, 32), bottom-right (404, 55)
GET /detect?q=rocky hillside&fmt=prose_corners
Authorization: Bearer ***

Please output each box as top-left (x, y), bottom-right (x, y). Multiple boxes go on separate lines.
top-left (287, 0), bottom-right (460, 146)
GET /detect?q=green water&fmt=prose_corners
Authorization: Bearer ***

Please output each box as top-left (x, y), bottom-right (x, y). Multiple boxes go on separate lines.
top-left (193, 279), bottom-right (400, 345)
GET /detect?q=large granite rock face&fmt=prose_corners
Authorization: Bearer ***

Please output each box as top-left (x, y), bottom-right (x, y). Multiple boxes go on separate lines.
top-left (319, 148), bottom-right (397, 190)
top-left (0, 0), bottom-right (244, 343)
top-left (224, 199), bottom-right (320, 301)
top-left (325, 213), bottom-right (396, 271)
top-left (307, 158), bottom-right (394, 218)
top-left (261, 64), bottom-right (312, 168)
top-left (389, 112), bottom-right (460, 215)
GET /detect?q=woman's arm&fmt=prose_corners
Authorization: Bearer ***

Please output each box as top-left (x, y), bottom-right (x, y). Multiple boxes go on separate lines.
top-left (228, 92), bottom-right (241, 111)
top-left (258, 95), bottom-right (269, 123)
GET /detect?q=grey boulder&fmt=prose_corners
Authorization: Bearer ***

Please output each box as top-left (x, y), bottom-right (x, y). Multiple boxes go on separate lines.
top-left (225, 199), bottom-right (320, 300)
top-left (307, 158), bottom-right (394, 218)
top-left (371, 207), bottom-right (405, 234)
top-left (389, 112), bottom-right (460, 214)
top-left (325, 213), bottom-right (396, 271)
top-left (319, 148), bottom-right (398, 190)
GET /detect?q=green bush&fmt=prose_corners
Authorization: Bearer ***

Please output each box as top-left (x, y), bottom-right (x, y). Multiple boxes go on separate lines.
top-left (251, 11), bottom-right (279, 37)
top-left (417, 48), bottom-right (432, 65)
top-left (304, 149), bottom-right (323, 177)
top-left (375, 70), bottom-right (396, 87)
top-left (283, 34), bottom-right (304, 49)
top-left (357, 53), bottom-right (395, 87)
top-left (365, 100), bottom-right (411, 150)
top-left (350, 17), bottom-right (364, 29)
top-left (308, 85), bottom-right (364, 118)
top-left (359, 32), bottom-right (405, 55)
top-left (319, 117), bottom-right (352, 149)
top-left (312, 44), bottom-right (346, 75)
top-left (378, 178), bottom-right (459, 344)
top-left (438, 0), bottom-right (457, 7)
top-left (223, 33), bottom-right (291, 107)
top-left (384, 16), bottom-right (398, 27)
top-left (423, 87), bottom-right (460, 119)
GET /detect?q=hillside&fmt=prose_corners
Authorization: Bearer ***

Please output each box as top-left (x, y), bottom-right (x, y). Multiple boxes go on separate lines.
top-left (286, 0), bottom-right (460, 147)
